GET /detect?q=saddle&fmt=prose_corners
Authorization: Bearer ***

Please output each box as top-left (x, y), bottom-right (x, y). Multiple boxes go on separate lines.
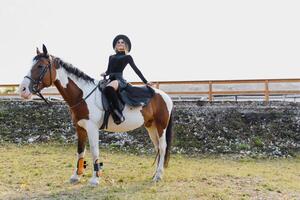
top-left (98, 79), bottom-right (155, 130)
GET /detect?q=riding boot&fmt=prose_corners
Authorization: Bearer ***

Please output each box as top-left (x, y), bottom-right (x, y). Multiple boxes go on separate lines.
top-left (103, 86), bottom-right (125, 124)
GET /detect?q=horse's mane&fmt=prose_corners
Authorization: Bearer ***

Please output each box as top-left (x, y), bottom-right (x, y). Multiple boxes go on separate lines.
top-left (33, 54), bottom-right (95, 83)
top-left (56, 58), bottom-right (95, 83)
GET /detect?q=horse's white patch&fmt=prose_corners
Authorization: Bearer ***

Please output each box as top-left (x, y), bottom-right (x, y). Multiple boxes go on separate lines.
top-left (105, 105), bottom-right (144, 132)
top-left (153, 88), bottom-right (173, 114)
top-left (78, 151), bottom-right (85, 158)
top-left (20, 72), bottom-right (31, 88)
top-left (19, 71), bottom-right (33, 99)
top-left (56, 68), bottom-right (69, 88)
top-left (77, 119), bottom-right (87, 129)
top-left (18, 58), bottom-right (40, 98)
top-left (55, 66), bottom-right (103, 127)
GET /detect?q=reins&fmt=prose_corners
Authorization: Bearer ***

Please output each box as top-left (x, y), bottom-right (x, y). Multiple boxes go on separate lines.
top-left (70, 75), bottom-right (109, 109)
top-left (69, 81), bottom-right (100, 109)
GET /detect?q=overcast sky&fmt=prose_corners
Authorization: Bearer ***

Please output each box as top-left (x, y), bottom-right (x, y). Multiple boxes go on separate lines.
top-left (1, 0), bottom-right (300, 84)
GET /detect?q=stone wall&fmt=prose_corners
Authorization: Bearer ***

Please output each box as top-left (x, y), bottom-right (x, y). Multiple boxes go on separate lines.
top-left (0, 100), bottom-right (299, 157)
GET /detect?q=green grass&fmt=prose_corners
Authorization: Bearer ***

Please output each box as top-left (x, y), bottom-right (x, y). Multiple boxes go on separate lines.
top-left (0, 143), bottom-right (299, 200)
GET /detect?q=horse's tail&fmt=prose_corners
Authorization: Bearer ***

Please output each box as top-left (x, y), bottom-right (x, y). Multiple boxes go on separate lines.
top-left (164, 111), bottom-right (174, 168)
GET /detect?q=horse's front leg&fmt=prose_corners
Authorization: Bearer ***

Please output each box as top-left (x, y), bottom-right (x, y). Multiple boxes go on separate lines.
top-left (77, 119), bottom-right (101, 186)
top-left (70, 125), bottom-right (87, 183)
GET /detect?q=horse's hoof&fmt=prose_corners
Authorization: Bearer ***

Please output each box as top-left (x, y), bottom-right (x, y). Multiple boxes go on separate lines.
top-left (70, 174), bottom-right (80, 184)
top-left (152, 175), bottom-right (162, 182)
top-left (70, 177), bottom-right (80, 184)
top-left (89, 178), bottom-right (99, 186)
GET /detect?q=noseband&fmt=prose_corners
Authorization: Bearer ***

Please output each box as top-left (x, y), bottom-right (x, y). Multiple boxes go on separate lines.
top-left (25, 57), bottom-right (53, 104)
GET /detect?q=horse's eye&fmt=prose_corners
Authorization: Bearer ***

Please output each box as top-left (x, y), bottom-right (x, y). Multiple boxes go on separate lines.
top-left (38, 65), bottom-right (43, 69)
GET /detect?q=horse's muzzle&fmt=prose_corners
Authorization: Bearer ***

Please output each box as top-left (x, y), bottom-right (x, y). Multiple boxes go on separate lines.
top-left (20, 85), bottom-right (32, 99)
top-left (19, 78), bottom-right (33, 99)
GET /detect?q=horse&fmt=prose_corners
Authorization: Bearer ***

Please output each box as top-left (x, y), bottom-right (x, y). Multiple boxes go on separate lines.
top-left (19, 45), bottom-right (174, 186)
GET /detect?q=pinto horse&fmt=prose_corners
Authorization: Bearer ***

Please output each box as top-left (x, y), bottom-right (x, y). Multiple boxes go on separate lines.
top-left (19, 45), bottom-right (174, 185)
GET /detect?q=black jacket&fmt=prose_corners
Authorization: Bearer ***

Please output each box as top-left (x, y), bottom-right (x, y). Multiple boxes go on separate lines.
top-left (105, 52), bottom-right (148, 84)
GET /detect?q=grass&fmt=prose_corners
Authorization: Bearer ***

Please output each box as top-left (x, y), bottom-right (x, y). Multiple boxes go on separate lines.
top-left (0, 143), bottom-right (299, 200)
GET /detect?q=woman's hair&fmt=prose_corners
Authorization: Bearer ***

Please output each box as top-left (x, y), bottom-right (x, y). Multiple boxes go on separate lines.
top-left (114, 42), bottom-right (129, 54)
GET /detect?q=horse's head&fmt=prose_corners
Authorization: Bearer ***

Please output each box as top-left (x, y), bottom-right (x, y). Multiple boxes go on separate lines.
top-left (20, 45), bottom-right (57, 99)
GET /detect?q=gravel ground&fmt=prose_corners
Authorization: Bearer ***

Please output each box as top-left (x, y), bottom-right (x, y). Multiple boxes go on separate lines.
top-left (1, 100), bottom-right (300, 157)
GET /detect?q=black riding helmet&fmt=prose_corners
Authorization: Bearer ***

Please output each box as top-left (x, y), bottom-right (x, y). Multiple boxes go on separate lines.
top-left (113, 34), bottom-right (131, 52)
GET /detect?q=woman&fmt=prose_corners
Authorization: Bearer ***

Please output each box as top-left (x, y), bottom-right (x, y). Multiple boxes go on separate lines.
top-left (101, 34), bottom-right (152, 125)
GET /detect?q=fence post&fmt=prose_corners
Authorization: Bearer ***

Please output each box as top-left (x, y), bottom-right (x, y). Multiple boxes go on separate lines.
top-left (208, 81), bottom-right (213, 102)
top-left (264, 80), bottom-right (269, 102)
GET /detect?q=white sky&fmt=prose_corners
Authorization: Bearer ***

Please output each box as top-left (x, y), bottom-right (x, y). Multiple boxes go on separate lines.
top-left (1, 0), bottom-right (300, 84)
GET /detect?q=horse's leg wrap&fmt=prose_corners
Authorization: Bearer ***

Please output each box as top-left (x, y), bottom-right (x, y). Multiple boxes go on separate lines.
top-left (93, 159), bottom-right (103, 177)
top-left (76, 158), bottom-right (87, 175)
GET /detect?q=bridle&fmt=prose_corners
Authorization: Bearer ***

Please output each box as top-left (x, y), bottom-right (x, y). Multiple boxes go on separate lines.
top-left (24, 55), bottom-right (101, 109)
top-left (24, 56), bottom-right (53, 105)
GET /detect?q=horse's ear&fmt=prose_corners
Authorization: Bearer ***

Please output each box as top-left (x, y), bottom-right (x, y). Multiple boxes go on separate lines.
top-left (36, 47), bottom-right (41, 55)
top-left (42, 44), bottom-right (48, 55)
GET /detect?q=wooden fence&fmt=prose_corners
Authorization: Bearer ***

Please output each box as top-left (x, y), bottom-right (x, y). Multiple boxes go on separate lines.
top-left (2, 78), bottom-right (300, 102)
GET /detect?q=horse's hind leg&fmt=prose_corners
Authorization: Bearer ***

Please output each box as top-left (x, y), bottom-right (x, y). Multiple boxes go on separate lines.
top-left (151, 113), bottom-right (173, 182)
top-left (146, 122), bottom-right (167, 182)
top-left (153, 126), bottom-right (167, 182)
top-left (145, 125), bottom-right (159, 173)
top-left (70, 125), bottom-right (87, 183)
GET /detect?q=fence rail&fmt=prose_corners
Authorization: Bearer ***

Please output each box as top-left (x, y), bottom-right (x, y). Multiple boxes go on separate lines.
top-left (2, 78), bottom-right (300, 102)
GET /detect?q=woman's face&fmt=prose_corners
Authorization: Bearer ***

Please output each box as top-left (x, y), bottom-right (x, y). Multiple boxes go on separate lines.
top-left (115, 39), bottom-right (126, 52)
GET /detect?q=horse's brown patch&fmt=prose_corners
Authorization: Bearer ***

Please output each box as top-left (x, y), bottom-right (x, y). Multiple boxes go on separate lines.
top-left (76, 125), bottom-right (87, 154)
top-left (141, 93), bottom-right (169, 137)
top-left (54, 78), bottom-right (89, 123)
top-left (75, 125), bottom-right (87, 174)
top-left (54, 78), bottom-right (89, 167)
top-left (30, 56), bottom-right (57, 90)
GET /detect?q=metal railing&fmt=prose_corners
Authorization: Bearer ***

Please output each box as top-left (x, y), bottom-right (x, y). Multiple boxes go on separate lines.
top-left (2, 78), bottom-right (300, 102)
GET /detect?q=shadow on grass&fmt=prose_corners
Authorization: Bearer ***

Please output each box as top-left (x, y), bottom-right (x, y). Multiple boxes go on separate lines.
top-left (30, 177), bottom-right (161, 200)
